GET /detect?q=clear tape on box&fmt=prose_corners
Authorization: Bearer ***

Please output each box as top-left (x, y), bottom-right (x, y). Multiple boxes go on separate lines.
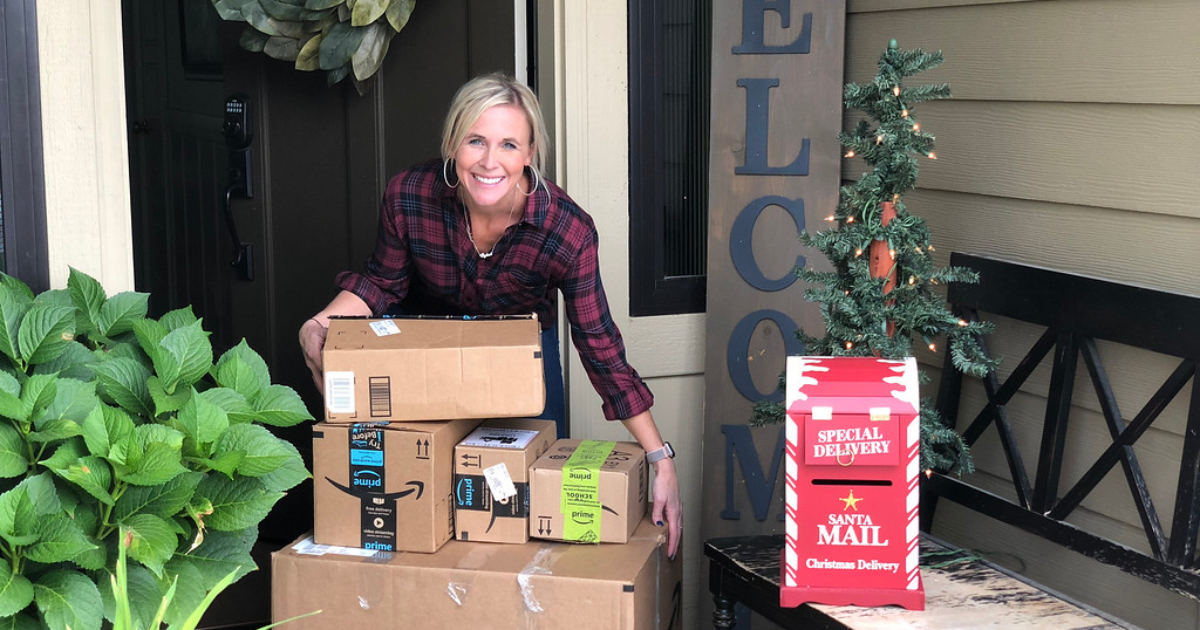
top-left (446, 545), bottom-right (500, 606)
top-left (517, 545), bottom-right (559, 616)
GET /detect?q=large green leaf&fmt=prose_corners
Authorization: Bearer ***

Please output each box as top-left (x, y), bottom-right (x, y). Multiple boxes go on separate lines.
top-left (318, 20), bottom-right (365, 70)
top-left (0, 558), bottom-right (33, 617)
top-left (196, 475), bottom-right (283, 531)
top-left (131, 318), bottom-right (167, 368)
top-left (257, 439), bottom-right (310, 492)
top-left (120, 426), bottom-right (187, 487)
top-left (0, 424), bottom-right (27, 478)
top-left (114, 471), bottom-right (202, 522)
top-left (259, 0), bottom-right (335, 21)
top-left (98, 562), bottom-right (161, 629)
top-left (25, 514), bottom-right (96, 564)
top-left (159, 305), bottom-right (198, 332)
top-left (251, 385), bottom-right (313, 427)
top-left (264, 35), bottom-right (303, 61)
top-left (0, 613), bottom-right (39, 630)
top-left (0, 371), bottom-right (21, 420)
top-left (31, 340), bottom-right (97, 381)
top-left (67, 268), bottom-right (105, 335)
top-left (148, 376), bottom-right (192, 417)
top-left (23, 471), bottom-right (61, 516)
top-left (352, 20), bottom-right (393, 81)
top-left (0, 485), bottom-right (38, 548)
top-left (63, 457), bottom-right (115, 506)
top-left (214, 424), bottom-right (296, 477)
top-left (159, 557), bottom-right (207, 627)
top-left (96, 291), bottom-right (148, 337)
top-left (0, 274), bottom-right (33, 302)
top-left (0, 283), bottom-right (31, 363)
top-left (17, 305), bottom-right (74, 365)
top-left (351, 0), bottom-right (387, 26)
top-left (27, 419), bottom-right (83, 445)
top-left (157, 320), bottom-right (213, 393)
top-left (33, 569), bottom-right (103, 630)
top-left (295, 30), bottom-right (323, 70)
top-left (239, 26), bottom-right (270, 52)
top-left (172, 529), bottom-right (255, 590)
top-left (71, 535), bottom-right (107, 571)
top-left (212, 0), bottom-right (256, 20)
top-left (18, 374), bottom-right (57, 425)
top-left (122, 514), bottom-right (177, 577)
top-left (203, 451), bottom-right (245, 478)
top-left (177, 392), bottom-right (229, 449)
top-left (80, 404), bottom-right (135, 460)
top-left (93, 357), bottom-right (154, 419)
top-left (385, 0), bottom-right (414, 32)
top-left (245, 1), bottom-right (285, 36)
top-left (34, 378), bottom-right (98, 430)
top-left (199, 388), bottom-right (255, 424)
top-left (213, 340), bottom-right (270, 398)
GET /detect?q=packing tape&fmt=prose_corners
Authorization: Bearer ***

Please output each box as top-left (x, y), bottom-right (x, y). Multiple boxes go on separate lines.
top-left (560, 440), bottom-right (615, 543)
top-left (516, 544), bottom-right (560, 616)
top-left (446, 544), bottom-right (501, 606)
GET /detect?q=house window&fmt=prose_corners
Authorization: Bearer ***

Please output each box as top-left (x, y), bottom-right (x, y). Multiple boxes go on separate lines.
top-left (628, 0), bottom-right (711, 316)
top-left (0, 0), bottom-right (50, 291)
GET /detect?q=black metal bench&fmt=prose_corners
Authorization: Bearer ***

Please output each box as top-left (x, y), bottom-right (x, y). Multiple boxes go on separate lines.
top-left (707, 253), bottom-right (1200, 628)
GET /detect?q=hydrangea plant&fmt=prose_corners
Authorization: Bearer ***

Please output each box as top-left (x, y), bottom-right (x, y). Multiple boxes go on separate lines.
top-left (0, 269), bottom-right (312, 630)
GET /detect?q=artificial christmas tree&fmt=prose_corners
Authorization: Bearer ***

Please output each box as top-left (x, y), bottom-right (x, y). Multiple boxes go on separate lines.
top-left (754, 40), bottom-right (997, 473)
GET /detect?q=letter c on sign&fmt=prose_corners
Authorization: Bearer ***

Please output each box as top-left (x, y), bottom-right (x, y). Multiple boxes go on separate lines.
top-left (727, 309), bottom-right (805, 402)
top-left (730, 195), bottom-right (806, 292)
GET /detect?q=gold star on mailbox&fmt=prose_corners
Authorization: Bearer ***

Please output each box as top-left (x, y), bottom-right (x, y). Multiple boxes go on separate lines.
top-left (840, 490), bottom-right (863, 511)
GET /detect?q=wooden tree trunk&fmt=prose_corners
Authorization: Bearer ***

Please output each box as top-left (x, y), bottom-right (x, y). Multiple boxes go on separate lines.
top-left (869, 201), bottom-right (897, 337)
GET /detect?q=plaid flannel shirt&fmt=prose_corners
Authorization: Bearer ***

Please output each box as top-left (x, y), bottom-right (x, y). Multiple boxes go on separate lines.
top-left (336, 159), bottom-right (653, 421)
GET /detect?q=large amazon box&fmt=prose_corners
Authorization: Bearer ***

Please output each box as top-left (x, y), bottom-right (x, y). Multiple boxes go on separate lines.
top-left (529, 439), bottom-right (647, 544)
top-left (313, 420), bottom-right (481, 553)
top-left (271, 515), bottom-right (683, 630)
top-left (454, 418), bottom-right (557, 544)
top-left (322, 315), bottom-right (545, 422)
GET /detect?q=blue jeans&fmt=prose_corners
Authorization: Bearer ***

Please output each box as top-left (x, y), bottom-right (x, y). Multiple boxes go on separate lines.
top-left (536, 327), bottom-right (568, 438)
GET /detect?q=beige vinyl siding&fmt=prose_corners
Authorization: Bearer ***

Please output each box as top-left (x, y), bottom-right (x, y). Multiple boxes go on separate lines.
top-left (847, 1), bottom-right (1200, 628)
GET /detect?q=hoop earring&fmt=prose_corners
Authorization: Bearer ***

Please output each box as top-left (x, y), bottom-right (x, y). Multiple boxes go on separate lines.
top-left (442, 159), bottom-right (460, 189)
top-left (520, 165), bottom-right (542, 196)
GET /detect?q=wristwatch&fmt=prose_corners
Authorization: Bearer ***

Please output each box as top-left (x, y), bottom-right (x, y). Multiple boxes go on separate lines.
top-left (646, 442), bottom-right (675, 464)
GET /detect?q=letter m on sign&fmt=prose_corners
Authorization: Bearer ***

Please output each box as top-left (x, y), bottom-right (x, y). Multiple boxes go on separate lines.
top-left (722, 424), bottom-right (786, 521)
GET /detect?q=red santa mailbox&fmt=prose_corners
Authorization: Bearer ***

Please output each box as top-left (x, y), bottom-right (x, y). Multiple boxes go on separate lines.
top-left (780, 356), bottom-right (925, 610)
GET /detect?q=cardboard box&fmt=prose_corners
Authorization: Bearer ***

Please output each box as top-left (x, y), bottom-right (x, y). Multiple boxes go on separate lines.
top-left (529, 439), bottom-right (647, 544)
top-left (313, 420), bottom-right (481, 553)
top-left (322, 315), bottom-right (545, 422)
top-left (454, 418), bottom-right (557, 544)
top-left (271, 515), bottom-right (683, 630)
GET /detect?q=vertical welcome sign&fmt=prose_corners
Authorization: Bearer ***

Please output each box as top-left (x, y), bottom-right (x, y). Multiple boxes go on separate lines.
top-left (701, 1), bottom-right (846, 550)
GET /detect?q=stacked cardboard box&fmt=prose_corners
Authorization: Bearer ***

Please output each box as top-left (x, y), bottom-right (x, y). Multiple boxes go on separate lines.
top-left (285, 316), bottom-right (676, 628)
top-left (454, 418), bottom-right (557, 544)
top-left (272, 515), bottom-right (681, 630)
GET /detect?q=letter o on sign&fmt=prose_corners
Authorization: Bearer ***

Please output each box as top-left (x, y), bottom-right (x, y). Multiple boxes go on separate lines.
top-left (727, 309), bottom-right (805, 402)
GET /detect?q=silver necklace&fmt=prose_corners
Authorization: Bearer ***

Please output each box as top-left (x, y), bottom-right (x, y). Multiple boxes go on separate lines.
top-left (463, 196), bottom-right (519, 259)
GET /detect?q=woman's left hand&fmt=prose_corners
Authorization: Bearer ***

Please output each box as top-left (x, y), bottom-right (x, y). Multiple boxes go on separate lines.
top-left (651, 458), bottom-right (683, 560)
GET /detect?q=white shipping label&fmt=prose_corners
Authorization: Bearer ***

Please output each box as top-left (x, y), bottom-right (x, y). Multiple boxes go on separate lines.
top-left (483, 462), bottom-right (517, 502)
top-left (368, 320), bottom-right (401, 336)
top-left (459, 427), bottom-right (541, 450)
top-left (325, 371), bottom-right (355, 413)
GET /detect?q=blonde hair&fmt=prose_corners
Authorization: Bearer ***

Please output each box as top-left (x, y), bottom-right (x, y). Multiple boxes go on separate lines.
top-left (441, 73), bottom-right (550, 180)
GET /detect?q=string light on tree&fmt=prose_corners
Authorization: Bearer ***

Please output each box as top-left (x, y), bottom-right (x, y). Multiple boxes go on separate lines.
top-left (750, 39), bottom-right (998, 475)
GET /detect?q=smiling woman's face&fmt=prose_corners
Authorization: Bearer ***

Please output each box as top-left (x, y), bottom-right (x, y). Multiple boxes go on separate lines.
top-left (454, 104), bottom-right (534, 214)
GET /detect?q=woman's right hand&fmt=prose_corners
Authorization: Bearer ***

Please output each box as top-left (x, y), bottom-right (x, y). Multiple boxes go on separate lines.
top-left (299, 318), bottom-right (329, 394)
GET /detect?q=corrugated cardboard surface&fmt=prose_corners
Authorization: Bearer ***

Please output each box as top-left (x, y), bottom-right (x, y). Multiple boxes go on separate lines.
top-left (454, 418), bottom-right (557, 544)
top-left (322, 316), bottom-right (545, 422)
top-left (313, 420), bottom-right (481, 553)
top-left (529, 440), bottom-right (647, 544)
top-left (272, 515), bottom-right (683, 630)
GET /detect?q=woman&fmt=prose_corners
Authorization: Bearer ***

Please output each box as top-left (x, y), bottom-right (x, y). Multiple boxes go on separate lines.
top-left (299, 73), bottom-right (681, 558)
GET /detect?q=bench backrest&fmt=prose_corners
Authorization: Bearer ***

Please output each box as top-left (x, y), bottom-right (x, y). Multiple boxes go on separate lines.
top-left (925, 253), bottom-right (1200, 599)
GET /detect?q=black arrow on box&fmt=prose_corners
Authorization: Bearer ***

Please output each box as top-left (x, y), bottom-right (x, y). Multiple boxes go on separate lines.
top-left (538, 516), bottom-right (551, 536)
top-left (461, 453), bottom-right (481, 468)
top-left (416, 438), bottom-right (430, 459)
